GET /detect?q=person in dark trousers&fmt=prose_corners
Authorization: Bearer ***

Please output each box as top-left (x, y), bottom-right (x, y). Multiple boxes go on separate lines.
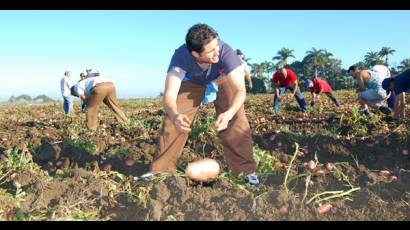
top-left (79, 73), bottom-right (88, 113)
top-left (382, 69), bottom-right (410, 121)
top-left (271, 67), bottom-right (308, 113)
top-left (60, 70), bottom-right (74, 114)
top-left (306, 77), bottom-right (340, 107)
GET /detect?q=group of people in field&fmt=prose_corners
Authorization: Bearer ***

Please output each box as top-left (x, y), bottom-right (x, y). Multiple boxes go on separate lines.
top-left (59, 23), bottom-right (410, 186)
top-left (60, 68), bottom-right (127, 130)
top-left (269, 63), bottom-right (401, 117)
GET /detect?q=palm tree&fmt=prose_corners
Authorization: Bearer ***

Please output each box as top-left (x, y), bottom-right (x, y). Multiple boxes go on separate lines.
top-left (398, 58), bottom-right (410, 72)
top-left (272, 47), bottom-right (295, 66)
top-left (251, 62), bottom-right (272, 91)
top-left (305, 47), bottom-right (326, 77)
top-left (321, 49), bottom-right (334, 76)
top-left (261, 61), bottom-right (274, 78)
top-left (305, 48), bottom-right (325, 63)
top-left (354, 61), bottom-right (368, 71)
top-left (250, 63), bottom-right (265, 80)
top-left (364, 51), bottom-right (383, 67)
top-left (322, 50), bottom-right (333, 60)
top-left (243, 57), bottom-right (252, 66)
top-left (378, 47), bottom-right (396, 66)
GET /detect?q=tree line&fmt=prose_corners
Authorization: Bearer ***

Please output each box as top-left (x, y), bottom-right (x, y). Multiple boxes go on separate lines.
top-left (8, 94), bottom-right (55, 104)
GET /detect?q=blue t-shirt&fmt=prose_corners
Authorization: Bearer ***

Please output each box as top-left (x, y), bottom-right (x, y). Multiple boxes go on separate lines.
top-left (394, 69), bottom-right (410, 94)
top-left (167, 40), bottom-right (242, 86)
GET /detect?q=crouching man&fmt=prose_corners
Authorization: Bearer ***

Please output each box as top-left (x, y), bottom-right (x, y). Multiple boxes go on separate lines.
top-left (71, 76), bottom-right (127, 130)
top-left (382, 69), bottom-right (410, 121)
top-left (141, 23), bottom-right (259, 186)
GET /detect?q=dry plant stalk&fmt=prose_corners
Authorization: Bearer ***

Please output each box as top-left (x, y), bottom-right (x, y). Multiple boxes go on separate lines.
top-left (283, 142), bottom-right (299, 193)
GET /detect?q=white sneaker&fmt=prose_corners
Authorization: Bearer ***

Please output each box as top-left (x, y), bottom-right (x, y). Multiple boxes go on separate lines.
top-left (139, 172), bottom-right (154, 181)
top-left (245, 172), bottom-right (259, 186)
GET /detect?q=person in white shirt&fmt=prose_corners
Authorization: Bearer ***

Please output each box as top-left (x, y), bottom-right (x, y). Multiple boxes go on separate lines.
top-left (79, 73), bottom-right (88, 113)
top-left (60, 70), bottom-right (74, 114)
top-left (85, 68), bottom-right (100, 78)
top-left (348, 64), bottom-right (392, 115)
top-left (236, 49), bottom-right (253, 89)
top-left (71, 76), bottom-right (127, 130)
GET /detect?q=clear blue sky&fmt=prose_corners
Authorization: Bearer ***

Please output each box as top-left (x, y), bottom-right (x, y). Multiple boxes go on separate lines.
top-left (1, 10), bottom-right (409, 101)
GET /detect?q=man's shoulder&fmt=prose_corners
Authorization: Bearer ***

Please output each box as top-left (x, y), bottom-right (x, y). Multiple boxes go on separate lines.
top-left (218, 40), bottom-right (236, 59)
top-left (287, 69), bottom-right (297, 78)
top-left (356, 71), bottom-right (367, 79)
top-left (174, 44), bottom-right (189, 56)
top-left (62, 77), bottom-right (73, 84)
top-left (361, 70), bottom-right (370, 76)
top-left (394, 84), bottom-right (405, 94)
top-left (396, 70), bottom-right (410, 82)
top-left (171, 44), bottom-right (192, 66)
top-left (286, 68), bottom-right (296, 74)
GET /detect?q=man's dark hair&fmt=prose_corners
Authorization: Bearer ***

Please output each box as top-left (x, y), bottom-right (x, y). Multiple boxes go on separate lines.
top-left (185, 23), bottom-right (219, 53)
top-left (348, 65), bottom-right (359, 72)
top-left (236, 49), bottom-right (243, 56)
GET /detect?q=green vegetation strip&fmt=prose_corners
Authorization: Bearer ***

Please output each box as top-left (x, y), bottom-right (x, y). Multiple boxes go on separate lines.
top-left (306, 187), bottom-right (360, 204)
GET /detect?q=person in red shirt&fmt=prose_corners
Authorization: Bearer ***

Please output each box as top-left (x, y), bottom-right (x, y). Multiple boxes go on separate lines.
top-left (271, 67), bottom-right (307, 113)
top-left (307, 77), bottom-right (340, 107)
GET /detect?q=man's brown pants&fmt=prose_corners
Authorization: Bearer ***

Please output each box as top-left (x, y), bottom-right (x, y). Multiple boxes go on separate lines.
top-left (151, 79), bottom-right (256, 177)
top-left (86, 82), bottom-right (127, 130)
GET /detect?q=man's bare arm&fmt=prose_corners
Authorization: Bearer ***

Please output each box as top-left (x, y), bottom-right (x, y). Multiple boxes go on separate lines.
top-left (393, 92), bottom-right (404, 120)
top-left (357, 72), bottom-right (366, 92)
top-left (292, 80), bottom-right (299, 96)
top-left (163, 74), bottom-right (191, 133)
top-left (244, 67), bottom-right (253, 88)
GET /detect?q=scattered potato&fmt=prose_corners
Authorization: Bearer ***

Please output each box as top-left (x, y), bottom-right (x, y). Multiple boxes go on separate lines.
top-left (317, 203), bottom-right (332, 215)
top-left (185, 158), bottom-right (220, 182)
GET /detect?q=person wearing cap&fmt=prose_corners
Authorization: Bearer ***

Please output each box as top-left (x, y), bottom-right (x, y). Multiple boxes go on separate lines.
top-left (60, 70), bottom-right (75, 114)
top-left (141, 23), bottom-right (259, 186)
top-left (85, 68), bottom-right (100, 78)
top-left (381, 69), bottom-right (410, 121)
top-left (79, 73), bottom-right (87, 113)
top-left (236, 49), bottom-right (253, 90)
top-left (71, 75), bottom-right (127, 130)
top-left (271, 67), bottom-right (308, 113)
top-left (307, 77), bottom-right (340, 107)
top-left (348, 65), bottom-right (392, 115)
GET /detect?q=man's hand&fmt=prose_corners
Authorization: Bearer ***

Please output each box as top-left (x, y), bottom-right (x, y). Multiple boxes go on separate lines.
top-left (249, 83), bottom-right (253, 89)
top-left (213, 111), bottom-right (234, 132)
top-left (287, 94), bottom-right (294, 100)
top-left (392, 111), bottom-right (400, 121)
top-left (316, 96), bottom-right (321, 105)
top-left (171, 114), bottom-right (191, 133)
top-left (383, 116), bottom-right (394, 123)
top-left (80, 95), bottom-right (88, 105)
